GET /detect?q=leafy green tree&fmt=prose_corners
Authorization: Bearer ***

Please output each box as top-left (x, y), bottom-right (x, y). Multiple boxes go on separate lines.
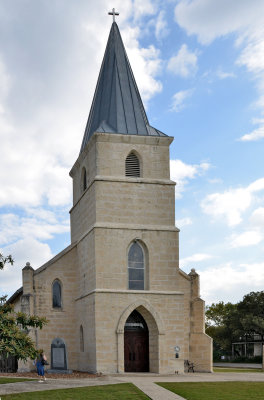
top-left (206, 292), bottom-right (264, 359)
top-left (0, 253), bottom-right (47, 360)
top-left (206, 301), bottom-right (239, 357)
top-left (237, 292), bottom-right (264, 337)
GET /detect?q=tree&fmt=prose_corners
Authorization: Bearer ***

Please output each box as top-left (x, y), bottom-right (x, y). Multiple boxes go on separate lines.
top-left (206, 292), bottom-right (264, 359)
top-left (0, 253), bottom-right (47, 360)
top-left (237, 291), bottom-right (264, 337)
top-left (206, 301), bottom-right (239, 358)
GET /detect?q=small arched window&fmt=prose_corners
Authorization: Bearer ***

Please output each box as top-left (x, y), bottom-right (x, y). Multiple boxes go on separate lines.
top-left (128, 241), bottom-right (144, 290)
top-left (81, 167), bottom-right (87, 192)
top-left (80, 325), bottom-right (84, 352)
top-left (125, 152), bottom-right (140, 177)
top-left (52, 280), bottom-right (62, 308)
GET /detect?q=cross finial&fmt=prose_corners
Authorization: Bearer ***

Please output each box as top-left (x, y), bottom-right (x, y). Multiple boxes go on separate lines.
top-left (108, 8), bottom-right (119, 22)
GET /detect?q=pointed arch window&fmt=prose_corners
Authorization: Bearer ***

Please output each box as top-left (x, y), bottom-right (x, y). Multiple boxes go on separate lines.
top-left (125, 152), bottom-right (140, 177)
top-left (128, 241), bottom-right (144, 290)
top-left (52, 280), bottom-right (62, 308)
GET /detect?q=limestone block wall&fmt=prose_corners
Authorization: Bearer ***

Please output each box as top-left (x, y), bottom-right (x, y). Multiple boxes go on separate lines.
top-left (189, 297), bottom-right (213, 372)
top-left (94, 291), bottom-right (188, 374)
top-left (95, 133), bottom-right (173, 180)
top-left (75, 294), bottom-right (96, 372)
top-left (70, 182), bottom-right (96, 243)
top-left (76, 232), bottom-right (96, 294)
top-left (94, 228), bottom-right (179, 291)
top-left (69, 132), bottom-right (175, 243)
top-left (32, 246), bottom-right (79, 370)
top-left (95, 180), bottom-right (175, 227)
top-left (70, 135), bottom-right (97, 205)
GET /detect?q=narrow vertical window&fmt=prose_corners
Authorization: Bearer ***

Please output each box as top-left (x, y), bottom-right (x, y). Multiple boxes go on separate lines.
top-left (81, 167), bottom-right (87, 192)
top-left (52, 280), bottom-right (62, 308)
top-left (128, 242), bottom-right (144, 290)
top-left (125, 152), bottom-right (140, 177)
top-left (80, 325), bottom-right (84, 352)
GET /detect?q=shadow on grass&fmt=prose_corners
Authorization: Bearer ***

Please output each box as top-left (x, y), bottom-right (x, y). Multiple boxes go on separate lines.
top-left (1, 383), bottom-right (150, 400)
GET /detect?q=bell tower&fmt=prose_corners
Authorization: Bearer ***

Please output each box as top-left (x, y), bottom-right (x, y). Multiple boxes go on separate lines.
top-left (68, 18), bottom-right (212, 374)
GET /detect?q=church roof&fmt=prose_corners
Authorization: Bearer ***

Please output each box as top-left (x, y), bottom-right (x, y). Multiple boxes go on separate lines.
top-left (80, 22), bottom-right (166, 153)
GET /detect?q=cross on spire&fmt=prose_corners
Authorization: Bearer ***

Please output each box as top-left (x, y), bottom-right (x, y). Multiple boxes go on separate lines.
top-left (108, 8), bottom-right (119, 22)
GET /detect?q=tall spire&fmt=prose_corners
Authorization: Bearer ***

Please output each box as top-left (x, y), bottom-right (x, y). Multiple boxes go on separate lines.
top-left (80, 21), bottom-right (166, 153)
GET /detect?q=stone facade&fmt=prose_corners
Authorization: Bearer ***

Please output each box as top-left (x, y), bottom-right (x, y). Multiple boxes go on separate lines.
top-left (14, 132), bottom-right (212, 374)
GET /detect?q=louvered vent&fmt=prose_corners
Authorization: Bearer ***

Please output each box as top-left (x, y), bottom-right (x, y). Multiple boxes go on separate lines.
top-left (125, 153), bottom-right (140, 177)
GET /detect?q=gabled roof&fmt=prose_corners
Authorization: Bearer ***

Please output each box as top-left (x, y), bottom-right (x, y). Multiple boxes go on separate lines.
top-left (80, 22), bottom-right (166, 153)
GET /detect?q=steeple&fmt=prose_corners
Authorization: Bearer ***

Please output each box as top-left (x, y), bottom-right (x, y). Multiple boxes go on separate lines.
top-left (80, 21), bottom-right (166, 153)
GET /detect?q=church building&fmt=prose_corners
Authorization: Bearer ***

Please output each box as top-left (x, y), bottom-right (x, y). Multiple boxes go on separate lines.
top-left (10, 18), bottom-right (212, 374)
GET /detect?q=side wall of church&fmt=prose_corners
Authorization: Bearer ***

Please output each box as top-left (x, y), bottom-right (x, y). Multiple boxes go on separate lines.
top-left (31, 247), bottom-right (79, 370)
top-left (75, 293), bottom-right (97, 372)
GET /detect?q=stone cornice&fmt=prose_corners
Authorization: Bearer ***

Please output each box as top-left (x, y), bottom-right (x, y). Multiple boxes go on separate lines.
top-left (75, 288), bottom-right (184, 302)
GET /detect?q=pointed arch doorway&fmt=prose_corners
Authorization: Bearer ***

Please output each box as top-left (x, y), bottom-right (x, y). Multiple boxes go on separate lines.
top-left (124, 310), bottom-right (149, 372)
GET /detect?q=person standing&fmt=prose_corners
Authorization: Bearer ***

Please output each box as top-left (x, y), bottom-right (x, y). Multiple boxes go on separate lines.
top-left (35, 350), bottom-right (47, 382)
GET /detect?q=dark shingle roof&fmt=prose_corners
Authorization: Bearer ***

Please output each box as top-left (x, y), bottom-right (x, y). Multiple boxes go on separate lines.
top-left (80, 22), bottom-right (166, 153)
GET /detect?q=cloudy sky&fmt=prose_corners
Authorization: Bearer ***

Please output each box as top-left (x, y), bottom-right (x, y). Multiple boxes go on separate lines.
top-left (0, 0), bottom-right (264, 305)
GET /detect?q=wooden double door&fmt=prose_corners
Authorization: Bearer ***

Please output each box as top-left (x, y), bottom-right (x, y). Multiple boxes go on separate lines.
top-left (124, 329), bottom-right (149, 372)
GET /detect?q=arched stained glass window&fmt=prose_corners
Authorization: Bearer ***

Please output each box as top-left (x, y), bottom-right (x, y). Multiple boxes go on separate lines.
top-left (52, 280), bottom-right (62, 308)
top-left (128, 242), bottom-right (144, 290)
top-left (125, 152), bottom-right (140, 177)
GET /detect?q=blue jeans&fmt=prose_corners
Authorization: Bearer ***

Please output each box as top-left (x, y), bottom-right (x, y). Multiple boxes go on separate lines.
top-left (36, 361), bottom-right (44, 376)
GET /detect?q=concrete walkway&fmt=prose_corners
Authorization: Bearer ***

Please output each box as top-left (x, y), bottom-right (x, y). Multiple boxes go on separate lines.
top-left (214, 362), bottom-right (262, 369)
top-left (1, 371), bottom-right (264, 399)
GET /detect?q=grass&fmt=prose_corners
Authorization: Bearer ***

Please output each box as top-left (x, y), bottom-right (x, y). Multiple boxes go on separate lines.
top-left (157, 382), bottom-right (264, 400)
top-left (214, 367), bottom-right (263, 373)
top-left (0, 377), bottom-right (36, 384)
top-left (1, 383), bottom-right (150, 399)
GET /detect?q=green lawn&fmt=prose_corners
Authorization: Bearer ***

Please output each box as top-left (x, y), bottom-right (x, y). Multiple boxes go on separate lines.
top-left (214, 367), bottom-right (263, 373)
top-left (1, 383), bottom-right (150, 399)
top-left (157, 382), bottom-right (264, 400)
top-left (0, 377), bottom-right (36, 384)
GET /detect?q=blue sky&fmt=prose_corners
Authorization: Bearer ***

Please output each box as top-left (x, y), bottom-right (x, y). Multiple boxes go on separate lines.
top-left (0, 0), bottom-right (264, 304)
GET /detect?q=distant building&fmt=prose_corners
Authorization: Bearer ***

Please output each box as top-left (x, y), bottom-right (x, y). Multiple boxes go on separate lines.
top-left (232, 334), bottom-right (264, 358)
top-left (10, 19), bottom-right (212, 374)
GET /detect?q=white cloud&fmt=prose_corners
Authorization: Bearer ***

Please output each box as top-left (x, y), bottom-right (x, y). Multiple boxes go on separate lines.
top-left (0, 238), bottom-right (53, 298)
top-left (122, 28), bottom-right (163, 103)
top-left (168, 44), bottom-right (198, 77)
top-left (0, 2), bottom-right (164, 260)
top-left (174, 0), bottom-right (264, 142)
top-left (155, 10), bottom-right (169, 40)
top-left (132, 0), bottom-right (156, 21)
top-left (176, 217), bottom-right (193, 228)
top-left (170, 89), bottom-right (194, 112)
top-left (250, 207), bottom-right (264, 227)
top-left (201, 178), bottom-right (264, 226)
top-left (216, 68), bottom-right (236, 80)
top-left (180, 253), bottom-right (212, 268)
top-left (174, 0), bottom-right (264, 45)
top-left (0, 211), bottom-right (69, 246)
top-left (230, 230), bottom-right (263, 248)
top-left (170, 159), bottom-right (210, 198)
top-left (239, 126), bottom-right (264, 141)
top-left (199, 261), bottom-right (264, 304)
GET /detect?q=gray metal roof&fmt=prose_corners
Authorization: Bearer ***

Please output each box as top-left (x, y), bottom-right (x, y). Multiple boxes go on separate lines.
top-left (80, 22), bottom-right (166, 153)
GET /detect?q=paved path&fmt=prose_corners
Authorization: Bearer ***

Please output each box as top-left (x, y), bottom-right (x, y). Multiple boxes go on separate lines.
top-left (1, 371), bottom-right (264, 399)
top-left (214, 362), bottom-right (262, 369)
